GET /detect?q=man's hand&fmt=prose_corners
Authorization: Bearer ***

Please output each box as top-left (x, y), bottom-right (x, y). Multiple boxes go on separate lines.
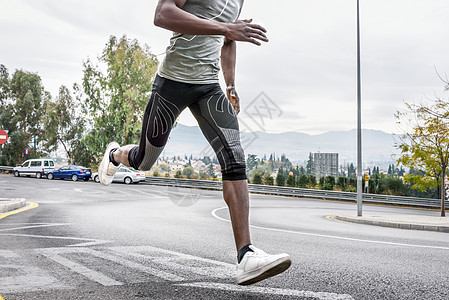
top-left (225, 19), bottom-right (268, 46)
top-left (226, 85), bottom-right (240, 114)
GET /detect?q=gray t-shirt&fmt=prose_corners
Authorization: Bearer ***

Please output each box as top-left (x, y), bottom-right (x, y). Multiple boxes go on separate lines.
top-left (158, 0), bottom-right (243, 84)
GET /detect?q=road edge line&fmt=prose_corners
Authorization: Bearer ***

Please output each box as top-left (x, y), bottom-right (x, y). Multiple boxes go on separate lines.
top-left (0, 202), bottom-right (39, 221)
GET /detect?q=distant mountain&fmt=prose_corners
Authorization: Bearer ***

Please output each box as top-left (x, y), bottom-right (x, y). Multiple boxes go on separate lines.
top-left (163, 124), bottom-right (398, 167)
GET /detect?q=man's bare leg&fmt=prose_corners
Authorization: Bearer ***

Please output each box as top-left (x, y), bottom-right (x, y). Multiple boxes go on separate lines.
top-left (111, 144), bottom-right (138, 168)
top-left (223, 179), bottom-right (251, 251)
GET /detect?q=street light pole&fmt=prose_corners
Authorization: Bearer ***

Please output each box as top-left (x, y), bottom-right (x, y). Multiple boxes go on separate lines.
top-left (356, 0), bottom-right (363, 216)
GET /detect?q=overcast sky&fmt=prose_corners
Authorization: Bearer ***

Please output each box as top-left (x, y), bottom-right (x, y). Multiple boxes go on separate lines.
top-left (1, 0), bottom-right (448, 135)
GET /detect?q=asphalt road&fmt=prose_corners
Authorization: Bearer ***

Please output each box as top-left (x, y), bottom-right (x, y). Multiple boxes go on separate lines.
top-left (1, 174), bottom-right (448, 300)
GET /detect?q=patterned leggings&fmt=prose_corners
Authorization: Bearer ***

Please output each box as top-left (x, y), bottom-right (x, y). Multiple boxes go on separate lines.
top-left (128, 74), bottom-right (247, 181)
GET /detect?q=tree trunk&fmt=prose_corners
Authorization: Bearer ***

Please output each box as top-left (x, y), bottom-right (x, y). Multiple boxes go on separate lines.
top-left (441, 169), bottom-right (446, 217)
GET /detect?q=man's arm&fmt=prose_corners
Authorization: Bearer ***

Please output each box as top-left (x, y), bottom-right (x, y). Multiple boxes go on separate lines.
top-left (154, 0), bottom-right (268, 45)
top-left (221, 37), bottom-right (239, 113)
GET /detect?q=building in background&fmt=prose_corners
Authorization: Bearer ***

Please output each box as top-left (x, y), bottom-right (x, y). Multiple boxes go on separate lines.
top-left (313, 152), bottom-right (338, 178)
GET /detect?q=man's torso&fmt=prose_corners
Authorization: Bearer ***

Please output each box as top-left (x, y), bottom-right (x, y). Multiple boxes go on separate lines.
top-left (158, 0), bottom-right (244, 84)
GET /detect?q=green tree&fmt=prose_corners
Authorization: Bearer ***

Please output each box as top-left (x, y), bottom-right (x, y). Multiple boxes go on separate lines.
top-left (253, 173), bottom-right (262, 184)
top-left (306, 153), bottom-right (313, 175)
top-left (182, 166), bottom-right (195, 179)
top-left (207, 163), bottom-right (215, 177)
top-left (396, 96), bottom-right (449, 216)
top-left (80, 35), bottom-right (158, 163)
top-left (308, 174), bottom-right (316, 188)
top-left (263, 174), bottom-right (274, 185)
top-left (1, 68), bottom-right (49, 165)
top-left (276, 172), bottom-right (285, 186)
top-left (43, 86), bottom-right (86, 164)
top-left (286, 174), bottom-right (295, 187)
top-left (297, 174), bottom-right (308, 188)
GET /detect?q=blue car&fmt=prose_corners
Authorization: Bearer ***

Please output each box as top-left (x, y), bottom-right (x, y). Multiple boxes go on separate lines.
top-left (47, 165), bottom-right (92, 181)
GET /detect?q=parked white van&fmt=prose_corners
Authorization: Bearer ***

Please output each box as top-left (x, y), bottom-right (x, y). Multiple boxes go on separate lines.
top-left (13, 159), bottom-right (55, 179)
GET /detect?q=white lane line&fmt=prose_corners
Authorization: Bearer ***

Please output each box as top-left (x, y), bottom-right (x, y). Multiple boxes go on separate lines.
top-left (82, 248), bottom-right (184, 282)
top-left (177, 282), bottom-right (354, 300)
top-left (0, 223), bottom-right (71, 232)
top-left (0, 233), bottom-right (112, 246)
top-left (74, 188), bottom-right (83, 192)
top-left (211, 207), bottom-right (449, 251)
top-left (39, 249), bottom-right (123, 286)
top-left (110, 246), bottom-right (234, 279)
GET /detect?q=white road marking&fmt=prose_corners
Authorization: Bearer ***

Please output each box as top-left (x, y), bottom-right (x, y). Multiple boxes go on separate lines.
top-left (39, 248), bottom-right (123, 286)
top-left (0, 233), bottom-right (112, 247)
top-left (73, 188), bottom-right (83, 192)
top-left (110, 246), bottom-right (234, 279)
top-left (0, 223), bottom-right (70, 232)
top-left (0, 250), bottom-right (65, 293)
top-left (1, 245), bottom-right (354, 298)
top-left (211, 206), bottom-right (449, 251)
top-left (177, 282), bottom-right (354, 300)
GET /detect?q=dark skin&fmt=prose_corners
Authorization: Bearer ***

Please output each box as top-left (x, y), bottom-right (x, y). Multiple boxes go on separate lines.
top-left (113, 0), bottom-right (268, 252)
top-left (154, 0), bottom-right (269, 114)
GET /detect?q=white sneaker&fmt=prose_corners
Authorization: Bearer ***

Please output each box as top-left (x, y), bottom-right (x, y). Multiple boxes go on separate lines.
top-left (98, 142), bottom-right (120, 186)
top-left (236, 245), bottom-right (291, 285)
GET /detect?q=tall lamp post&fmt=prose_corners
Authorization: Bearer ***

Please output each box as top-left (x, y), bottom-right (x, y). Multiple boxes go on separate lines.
top-left (356, 0), bottom-right (363, 216)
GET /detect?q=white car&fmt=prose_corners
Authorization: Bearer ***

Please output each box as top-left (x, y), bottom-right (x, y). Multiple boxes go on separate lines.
top-left (92, 167), bottom-right (146, 184)
top-left (13, 159), bottom-right (55, 179)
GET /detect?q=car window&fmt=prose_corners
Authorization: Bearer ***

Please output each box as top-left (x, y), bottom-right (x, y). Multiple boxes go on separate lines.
top-left (30, 161), bottom-right (41, 167)
top-left (118, 168), bottom-right (125, 172)
top-left (22, 161), bottom-right (30, 167)
top-left (50, 161), bottom-right (54, 167)
top-left (60, 166), bottom-right (68, 171)
top-left (44, 161), bottom-right (49, 166)
top-left (69, 166), bottom-right (77, 170)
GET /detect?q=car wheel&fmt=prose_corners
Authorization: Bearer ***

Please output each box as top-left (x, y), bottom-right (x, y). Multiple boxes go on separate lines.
top-left (94, 176), bottom-right (100, 183)
top-left (14, 171), bottom-right (20, 177)
top-left (72, 174), bottom-right (78, 181)
top-left (124, 177), bottom-right (132, 184)
top-left (36, 172), bottom-right (42, 179)
top-left (48, 173), bottom-right (54, 180)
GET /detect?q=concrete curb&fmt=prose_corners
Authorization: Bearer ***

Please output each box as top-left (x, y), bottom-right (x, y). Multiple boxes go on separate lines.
top-left (335, 215), bottom-right (449, 233)
top-left (0, 198), bottom-right (26, 213)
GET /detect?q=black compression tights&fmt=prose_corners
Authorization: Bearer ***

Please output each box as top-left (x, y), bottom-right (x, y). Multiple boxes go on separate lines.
top-left (128, 75), bottom-right (247, 181)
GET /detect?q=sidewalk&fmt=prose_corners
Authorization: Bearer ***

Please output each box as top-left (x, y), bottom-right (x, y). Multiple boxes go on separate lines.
top-left (335, 214), bottom-right (449, 233)
top-left (0, 198), bottom-right (26, 214)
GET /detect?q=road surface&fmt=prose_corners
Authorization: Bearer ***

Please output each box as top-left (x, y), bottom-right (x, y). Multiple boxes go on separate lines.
top-left (1, 175), bottom-right (448, 299)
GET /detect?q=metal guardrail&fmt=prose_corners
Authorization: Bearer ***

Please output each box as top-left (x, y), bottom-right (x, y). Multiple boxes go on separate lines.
top-left (142, 177), bottom-right (448, 209)
top-left (0, 166), bottom-right (13, 172)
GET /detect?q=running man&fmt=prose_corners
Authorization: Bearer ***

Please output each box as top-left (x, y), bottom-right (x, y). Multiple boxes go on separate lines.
top-left (98, 0), bottom-right (291, 285)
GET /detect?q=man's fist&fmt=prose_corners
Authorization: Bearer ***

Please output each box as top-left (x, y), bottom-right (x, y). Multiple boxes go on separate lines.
top-left (226, 85), bottom-right (240, 114)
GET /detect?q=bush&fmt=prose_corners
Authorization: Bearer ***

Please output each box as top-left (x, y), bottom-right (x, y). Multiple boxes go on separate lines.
top-left (264, 174), bottom-right (274, 185)
top-left (253, 173), bottom-right (263, 184)
top-left (276, 173), bottom-right (285, 186)
top-left (297, 174), bottom-right (308, 188)
top-left (182, 166), bottom-right (195, 179)
top-left (286, 175), bottom-right (295, 187)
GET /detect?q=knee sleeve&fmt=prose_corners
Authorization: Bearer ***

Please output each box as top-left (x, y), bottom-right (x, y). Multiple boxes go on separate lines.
top-left (190, 91), bottom-right (247, 181)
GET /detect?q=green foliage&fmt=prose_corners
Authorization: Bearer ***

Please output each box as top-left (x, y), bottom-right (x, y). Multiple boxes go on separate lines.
top-left (182, 166), bottom-right (195, 178)
top-left (286, 174), bottom-right (295, 187)
top-left (174, 170), bottom-right (182, 178)
top-left (252, 173), bottom-right (262, 184)
top-left (308, 175), bottom-right (316, 187)
top-left (43, 85), bottom-right (86, 164)
top-left (396, 94), bottom-right (449, 215)
top-left (263, 174), bottom-right (274, 185)
top-left (297, 174), bottom-right (308, 188)
top-left (80, 35), bottom-right (158, 163)
top-left (276, 172), bottom-right (285, 186)
top-left (0, 66), bottom-right (48, 165)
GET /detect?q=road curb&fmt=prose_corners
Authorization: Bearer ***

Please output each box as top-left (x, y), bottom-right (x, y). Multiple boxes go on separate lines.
top-left (0, 198), bottom-right (26, 213)
top-left (335, 215), bottom-right (449, 233)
